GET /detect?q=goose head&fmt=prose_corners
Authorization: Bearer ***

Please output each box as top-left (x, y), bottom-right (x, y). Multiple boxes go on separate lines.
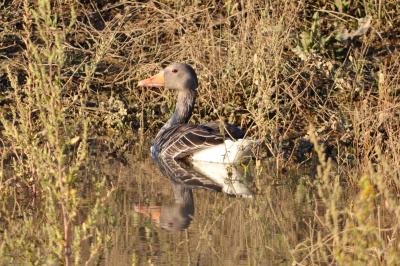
top-left (138, 63), bottom-right (198, 92)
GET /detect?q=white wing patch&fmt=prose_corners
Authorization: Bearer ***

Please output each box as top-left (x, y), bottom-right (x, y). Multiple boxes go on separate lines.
top-left (191, 139), bottom-right (254, 163)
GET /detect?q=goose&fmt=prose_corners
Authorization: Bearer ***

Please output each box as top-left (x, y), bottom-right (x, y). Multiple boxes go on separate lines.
top-left (138, 63), bottom-right (254, 163)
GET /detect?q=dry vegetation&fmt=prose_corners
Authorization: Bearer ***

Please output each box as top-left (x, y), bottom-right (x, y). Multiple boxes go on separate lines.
top-left (0, 0), bottom-right (399, 265)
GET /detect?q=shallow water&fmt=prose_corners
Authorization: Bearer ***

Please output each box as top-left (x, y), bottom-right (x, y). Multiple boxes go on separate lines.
top-left (80, 149), bottom-right (319, 266)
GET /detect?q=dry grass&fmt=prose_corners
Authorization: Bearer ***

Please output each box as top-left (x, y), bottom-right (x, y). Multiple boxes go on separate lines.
top-left (0, 0), bottom-right (399, 265)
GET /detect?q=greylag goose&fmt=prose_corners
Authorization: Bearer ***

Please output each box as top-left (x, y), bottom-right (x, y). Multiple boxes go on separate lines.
top-left (138, 63), bottom-right (253, 163)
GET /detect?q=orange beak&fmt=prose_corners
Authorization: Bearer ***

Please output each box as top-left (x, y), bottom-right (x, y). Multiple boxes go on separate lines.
top-left (134, 205), bottom-right (161, 225)
top-left (138, 70), bottom-right (165, 87)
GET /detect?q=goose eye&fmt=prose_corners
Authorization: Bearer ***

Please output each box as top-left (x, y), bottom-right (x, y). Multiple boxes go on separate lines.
top-left (172, 69), bottom-right (178, 73)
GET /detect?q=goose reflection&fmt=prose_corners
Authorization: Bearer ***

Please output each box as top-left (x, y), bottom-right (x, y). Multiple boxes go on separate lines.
top-left (134, 178), bottom-right (194, 232)
top-left (134, 157), bottom-right (253, 231)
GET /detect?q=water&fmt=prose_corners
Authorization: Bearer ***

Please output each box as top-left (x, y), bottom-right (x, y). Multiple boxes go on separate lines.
top-left (81, 148), bottom-right (317, 266)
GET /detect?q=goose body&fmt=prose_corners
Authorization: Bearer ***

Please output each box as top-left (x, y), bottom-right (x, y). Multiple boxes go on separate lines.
top-left (191, 139), bottom-right (254, 164)
top-left (138, 63), bottom-right (253, 163)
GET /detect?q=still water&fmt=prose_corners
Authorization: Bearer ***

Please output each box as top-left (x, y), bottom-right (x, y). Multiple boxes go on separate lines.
top-left (80, 147), bottom-right (318, 266)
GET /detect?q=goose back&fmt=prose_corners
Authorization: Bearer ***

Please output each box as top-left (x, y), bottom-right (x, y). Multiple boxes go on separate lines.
top-left (152, 122), bottom-right (244, 160)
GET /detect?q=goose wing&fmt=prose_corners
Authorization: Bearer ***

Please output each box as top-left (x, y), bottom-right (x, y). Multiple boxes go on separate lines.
top-left (156, 124), bottom-right (225, 159)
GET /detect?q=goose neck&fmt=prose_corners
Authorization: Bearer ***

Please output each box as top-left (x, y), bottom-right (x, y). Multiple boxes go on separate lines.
top-left (165, 89), bottom-right (196, 128)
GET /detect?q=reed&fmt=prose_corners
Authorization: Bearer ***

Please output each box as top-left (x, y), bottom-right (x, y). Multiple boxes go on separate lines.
top-left (0, 0), bottom-right (399, 264)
